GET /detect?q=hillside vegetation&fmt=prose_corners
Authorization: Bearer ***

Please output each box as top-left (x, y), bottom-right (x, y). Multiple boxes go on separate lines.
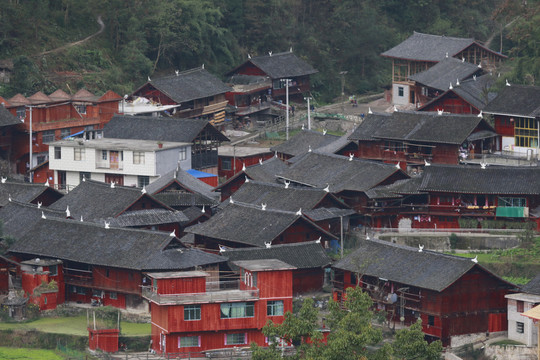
top-left (1, 0), bottom-right (539, 102)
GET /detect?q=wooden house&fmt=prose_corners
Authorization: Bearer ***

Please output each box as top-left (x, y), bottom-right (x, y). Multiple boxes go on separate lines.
top-left (222, 241), bottom-right (331, 295)
top-left (103, 115), bottom-right (229, 174)
top-left (132, 67), bottom-right (231, 126)
top-left (381, 32), bottom-right (506, 105)
top-left (483, 84), bottom-right (540, 158)
top-left (225, 51), bottom-right (317, 104)
top-left (505, 274), bottom-right (540, 347)
top-left (348, 111), bottom-right (499, 168)
top-left (218, 145), bottom-right (273, 179)
top-left (215, 156), bottom-right (288, 202)
top-left (8, 218), bottom-right (226, 311)
top-left (367, 165), bottom-right (540, 230)
top-left (407, 57), bottom-right (483, 107)
top-left (275, 152), bottom-right (408, 213)
top-left (271, 130), bottom-right (340, 161)
top-left (418, 73), bottom-right (496, 114)
top-left (144, 259), bottom-right (294, 355)
top-left (6, 89), bottom-right (122, 178)
top-left (0, 181), bottom-right (63, 208)
top-left (146, 167), bottom-right (218, 211)
top-left (185, 202), bottom-right (338, 251)
top-left (333, 239), bottom-right (516, 346)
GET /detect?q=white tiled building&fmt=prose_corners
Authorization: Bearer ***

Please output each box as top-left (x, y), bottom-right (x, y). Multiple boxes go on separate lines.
top-left (505, 292), bottom-right (540, 346)
top-left (49, 138), bottom-right (191, 190)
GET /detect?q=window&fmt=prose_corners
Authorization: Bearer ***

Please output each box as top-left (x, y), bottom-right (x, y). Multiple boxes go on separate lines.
top-left (102, 150), bottom-right (108, 160)
top-left (77, 287), bottom-right (87, 295)
top-left (221, 158), bottom-right (232, 171)
top-left (498, 197), bottom-right (526, 208)
top-left (225, 333), bottom-right (246, 345)
top-left (109, 292), bottom-right (117, 300)
top-left (517, 321), bottom-right (524, 333)
top-left (138, 176), bottom-right (150, 188)
top-left (267, 300), bottom-right (284, 316)
top-left (80, 172), bottom-right (91, 182)
top-left (42, 130), bottom-right (55, 143)
top-left (517, 300), bottom-right (524, 313)
top-left (220, 302), bottom-right (254, 318)
top-left (273, 79), bottom-right (284, 89)
top-left (44, 297), bottom-right (47, 304)
top-left (179, 147), bottom-right (187, 161)
top-left (428, 315), bottom-right (435, 326)
top-left (48, 265), bottom-right (58, 276)
top-left (184, 305), bottom-right (201, 321)
top-left (179, 336), bottom-right (200, 348)
top-left (61, 128), bottom-right (71, 139)
top-left (105, 269), bottom-right (110, 278)
top-left (16, 106), bottom-right (25, 119)
top-left (133, 151), bottom-right (145, 164)
top-left (515, 118), bottom-right (539, 148)
top-left (398, 87), bottom-right (404, 97)
top-left (37, 155), bottom-right (46, 165)
top-left (74, 148), bottom-right (85, 161)
top-left (75, 104), bottom-right (87, 114)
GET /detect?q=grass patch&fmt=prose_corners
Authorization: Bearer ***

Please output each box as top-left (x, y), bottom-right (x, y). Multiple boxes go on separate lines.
top-left (0, 316), bottom-right (150, 337)
top-left (491, 339), bottom-right (524, 346)
top-left (0, 347), bottom-right (63, 360)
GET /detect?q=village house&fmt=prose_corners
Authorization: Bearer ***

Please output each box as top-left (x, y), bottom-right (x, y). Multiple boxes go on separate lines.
top-left (48, 137), bottom-right (191, 190)
top-left (418, 73), bottom-right (496, 114)
top-left (0, 180), bottom-right (63, 208)
top-left (222, 241), bottom-right (331, 295)
top-left (505, 274), bottom-right (540, 347)
top-left (144, 259), bottom-right (294, 355)
top-left (7, 217), bottom-right (226, 311)
top-left (333, 239), bottom-right (516, 347)
top-left (185, 202), bottom-right (338, 251)
top-left (271, 130), bottom-right (340, 161)
top-left (483, 84), bottom-right (540, 159)
top-left (103, 115), bottom-right (229, 174)
top-left (381, 32), bottom-right (505, 106)
top-left (218, 145), bottom-right (273, 180)
top-left (276, 152), bottom-right (408, 213)
top-left (132, 67), bottom-right (231, 127)
top-left (366, 164), bottom-right (540, 230)
top-left (4, 89), bottom-right (122, 180)
top-left (215, 156), bottom-right (288, 202)
top-left (348, 111), bottom-right (498, 169)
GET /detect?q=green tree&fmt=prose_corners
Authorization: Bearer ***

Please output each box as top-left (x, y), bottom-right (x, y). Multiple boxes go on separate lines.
top-left (392, 319), bottom-right (442, 360)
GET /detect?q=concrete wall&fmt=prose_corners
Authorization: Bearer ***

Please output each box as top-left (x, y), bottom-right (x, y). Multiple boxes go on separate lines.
top-left (376, 233), bottom-right (520, 251)
top-left (392, 83), bottom-right (410, 105)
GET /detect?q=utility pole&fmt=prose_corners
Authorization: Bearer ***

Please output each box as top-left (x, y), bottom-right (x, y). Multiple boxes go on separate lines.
top-left (27, 105), bottom-right (33, 183)
top-left (283, 79), bottom-right (291, 141)
top-left (304, 96), bottom-right (312, 130)
top-left (339, 71), bottom-right (348, 115)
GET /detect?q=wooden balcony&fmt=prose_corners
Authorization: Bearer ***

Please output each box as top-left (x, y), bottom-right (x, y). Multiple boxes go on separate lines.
top-left (142, 280), bottom-right (259, 305)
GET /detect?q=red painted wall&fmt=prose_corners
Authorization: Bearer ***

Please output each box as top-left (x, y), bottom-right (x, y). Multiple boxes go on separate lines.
top-left (88, 328), bottom-right (119, 353)
top-left (218, 153), bottom-right (273, 179)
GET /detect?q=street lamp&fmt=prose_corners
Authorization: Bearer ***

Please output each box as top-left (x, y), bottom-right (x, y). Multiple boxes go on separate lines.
top-left (304, 96), bottom-right (312, 130)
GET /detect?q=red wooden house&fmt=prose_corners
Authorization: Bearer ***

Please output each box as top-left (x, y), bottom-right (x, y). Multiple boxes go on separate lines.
top-left (218, 145), bottom-right (273, 179)
top-left (8, 217), bottom-right (227, 311)
top-left (381, 31), bottom-right (505, 106)
top-left (348, 111), bottom-right (498, 169)
top-left (271, 130), bottom-right (340, 161)
top-left (6, 89), bottom-right (122, 180)
top-left (144, 259), bottom-right (294, 355)
top-left (131, 67), bottom-right (231, 127)
top-left (333, 239), bottom-right (516, 346)
top-left (0, 180), bottom-right (63, 208)
top-left (20, 258), bottom-right (64, 311)
top-left (225, 51), bottom-right (318, 104)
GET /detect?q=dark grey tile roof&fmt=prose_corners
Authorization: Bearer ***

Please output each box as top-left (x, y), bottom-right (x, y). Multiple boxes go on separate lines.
top-left (153, 192), bottom-right (216, 207)
top-left (101, 209), bottom-right (189, 228)
top-left (409, 57), bottom-right (481, 91)
top-left (103, 115), bottom-right (229, 143)
top-left (9, 217), bottom-right (225, 271)
top-left (182, 206), bottom-right (208, 224)
top-left (522, 273), bottom-right (540, 295)
top-left (223, 241), bottom-right (331, 271)
top-left (366, 176), bottom-right (425, 199)
top-left (483, 85), bottom-right (540, 117)
top-left (48, 179), bottom-right (168, 221)
top-left (277, 152), bottom-right (405, 193)
top-left (228, 52), bottom-right (318, 79)
top-left (270, 130), bottom-right (339, 157)
top-left (219, 180), bottom-right (348, 212)
top-left (0, 182), bottom-right (63, 207)
top-left (0, 201), bottom-right (65, 239)
top-left (314, 130), bottom-right (356, 155)
top-left (146, 167), bottom-right (218, 202)
top-left (186, 203), bottom-right (337, 247)
top-left (381, 32), bottom-right (502, 62)
top-left (419, 165), bottom-right (540, 195)
top-left (215, 156), bottom-right (288, 191)
top-left (303, 207), bottom-right (356, 221)
top-left (0, 105), bottom-right (22, 127)
top-left (348, 111), bottom-right (491, 145)
top-left (140, 67), bottom-right (231, 103)
top-left (334, 239), bottom-right (480, 292)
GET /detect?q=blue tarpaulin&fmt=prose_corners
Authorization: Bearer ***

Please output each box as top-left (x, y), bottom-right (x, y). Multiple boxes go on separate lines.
top-left (186, 169), bottom-right (217, 179)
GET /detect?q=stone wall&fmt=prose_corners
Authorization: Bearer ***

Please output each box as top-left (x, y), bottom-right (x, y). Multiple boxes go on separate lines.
top-left (484, 344), bottom-right (536, 360)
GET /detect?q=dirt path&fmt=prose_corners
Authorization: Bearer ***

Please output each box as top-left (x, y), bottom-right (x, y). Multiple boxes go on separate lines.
top-left (36, 15), bottom-right (105, 56)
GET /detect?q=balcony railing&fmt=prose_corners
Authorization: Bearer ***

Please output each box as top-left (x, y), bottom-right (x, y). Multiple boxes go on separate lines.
top-left (142, 280), bottom-right (259, 305)
top-left (95, 160), bottom-right (123, 170)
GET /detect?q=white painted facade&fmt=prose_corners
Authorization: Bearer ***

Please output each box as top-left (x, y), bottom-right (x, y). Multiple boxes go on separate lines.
top-left (505, 293), bottom-right (540, 346)
top-left (49, 138), bottom-right (191, 189)
top-left (392, 83), bottom-right (410, 105)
